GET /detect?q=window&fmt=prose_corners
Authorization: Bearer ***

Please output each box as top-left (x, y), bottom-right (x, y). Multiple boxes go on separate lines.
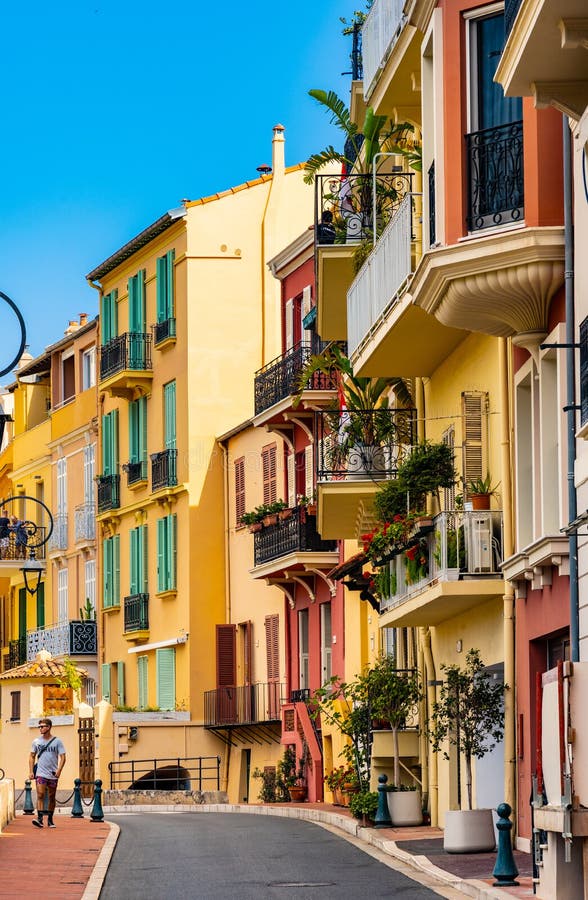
top-left (156, 514), bottom-right (177, 592)
top-left (58, 568), bottom-right (68, 623)
top-left (156, 648), bottom-right (176, 710)
top-left (84, 445), bottom-right (95, 504)
top-left (320, 602), bottom-right (332, 684)
top-left (82, 347), bottom-right (96, 390)
top-left (61, 351), bottom-right (75, 403)
top-left (130, 525), bottom-right (148, 595)
top-left (462, 392), bottom-right (488, 497)
top-left (84, 559), bottom-right (96, 616)
top-left (101, 290), bottom-right (118, 344)
top-left (468, 12), bottom-right (521, 133)
top-left (83, 677), bottom-right (96, 707)
top-left (103, 535), bottom-right (120, 608)
top-left (265, 613), bottom-right (280, 718)
top-left (298, 609), bottom-right (309, 690)
top-left (234, 458), bottom-right (245, 526)
top-left (10, 690), bottom-right (21, 721)
top-left (580, 316), bottom-right (588, 426)
top-left (156, 250), bottom-right (175, 323)
top-left (262, 443), bottom-right (277, 505)
top-left (57, 457), bottom-right (67, 517)
top-left (138, 655), bottom-right (148, 709)
top-left (128, 396), bottom-right (148, 477)
top-left (164, 381), bottom-right (176, 450)
top-left (101, 663), bottom-right (111, 702)
top-left (128, 270), bottom-right (146, 333)
top-left (101, 410), bottom-right (119, 476)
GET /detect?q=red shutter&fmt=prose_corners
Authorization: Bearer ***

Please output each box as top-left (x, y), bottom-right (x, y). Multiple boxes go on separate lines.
top-left (216, 624), bottom-right (237, 725)
top-left (234, 457), bottom-right (245, 526)
top-left (265, 614), bottom-right (280, 718)
top-left (262, 444), bottom-right (277, 505)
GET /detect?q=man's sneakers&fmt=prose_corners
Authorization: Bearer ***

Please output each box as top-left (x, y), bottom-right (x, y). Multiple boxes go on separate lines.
top-left (32, 818), bottom-right (43, 828)
top-left (47, 819), bottom-right (56, 828)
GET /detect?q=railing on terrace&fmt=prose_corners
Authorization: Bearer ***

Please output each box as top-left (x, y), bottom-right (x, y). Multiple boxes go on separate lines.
top-left (0, 528), bottom-right (48, 562)
top-left (75, 502), bottom-right (96, 542)
top-left (100, 332), bottom-right (153, 380)
top-left (362, 0), bottom-right (407, 97)
top-left (379, 509), bottom-right (504, 612)
top-left (204, 682), bottom-right (285, 727)
top-left (48, 514), bottom-right (68, 552)
top-left (254, 341), bottom-right (335, 415)
top-left (466, 121), bottom-right (524, 232)
top-left (504, 0), bottom-right (523, 38)
top-left (108, 756), bottom-right (221, 791)
top-left (316, 408), bottom-right (416, 481)
top-left (315, 172), bottom-right (413, 247)
top-left (123, 593), bottom-right (149, 632)
top-left (96, 474), bottom-right (120, 512)
top-left (123, 460), bottom-right (147, 486)
top-left (153, 317), bottom-right (176, 346)
top-left (428, 162), bottom-right (436, 247)
top-left (347, 193), bottom-right (419, 359)
top-left (8, 637), bottom-right (26, 669)
top-left (151, 449), bottom-right (177, 490)
top-left (27, 620), bottom-right (97, 660)
top-left (253, 506), bottom-right (337, 567)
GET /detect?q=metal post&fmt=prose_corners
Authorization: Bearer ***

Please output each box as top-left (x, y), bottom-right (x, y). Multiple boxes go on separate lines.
top-left (492, 802), bottom-right (520, 886)
top-left (71, 778), bottom-right (84, 818)
top-left (23, 779), bottom-right (35, 815)
top-left (374, 773), bottom-right (392, 828)
top-left (90, 778), bottom-right (105, 822)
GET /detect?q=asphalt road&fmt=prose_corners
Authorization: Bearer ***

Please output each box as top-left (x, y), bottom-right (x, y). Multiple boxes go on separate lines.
top-left (100, 813), bottom-right (444, 899)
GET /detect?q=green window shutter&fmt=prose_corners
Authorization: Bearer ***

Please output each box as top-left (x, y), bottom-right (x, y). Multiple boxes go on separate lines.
top-left (166, 250), bottom-right (175, 318)
top-left (141, 525), bottom-right (148, 594)
top-left (36, 582), bottom-right (45, 629)
top-left (156, 256), bottom-right (166, 323)
top-left (169, 514), bottom-right (177, 590)
top-left (117, 661), bottom-right (125, 706)
top-left (128, 275), bottom-right (137, 333)
top-left (128, 401), bottom-right (138, 463)
top-left (138, 656), bottom-right (148, 709)
top-left (139, 396), bottom-right (148, 465)
top-left (157, 518), bottom-right (166, 592)
top-left (129, 271), bottom-right (146, 333)
top-left (102, 413), bottom-right (112, 475)
top-left (18, 588), bottom-right (27, 639)
top-left (130, 528), bottom-right (139, 595)
top-left (113, 535), bottom-right (120, 606)
top-left (156, 648), bottom-right (176, 710)
top-left (101, 293), bottom-right (111, 346)
top-left (103, 538), bottom-right (112, 608)
top-left (102, 663), bottom-right (111, 702)
top-left (164, 381), bottom-right (177, 450)
top-left (111, 409), bottom-right (119, 470)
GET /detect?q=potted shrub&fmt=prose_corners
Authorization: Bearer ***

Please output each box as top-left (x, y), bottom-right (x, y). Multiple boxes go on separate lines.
top-left (467, 474), bottom-right (499, 511)
top-left (278, 744), bottom-right (307, 802)
top-left (240, 510), bottom-right (263, 533)
top-left (349, 789), bottom-right (379, 826)
top-left (429, 649), bottom-right (507, 852)
top-left (262, 499), bottom-right (287, 527)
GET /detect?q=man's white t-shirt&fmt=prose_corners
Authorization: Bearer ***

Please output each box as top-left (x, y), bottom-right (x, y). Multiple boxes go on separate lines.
top-left (31, 736), bottom-right (66, 779)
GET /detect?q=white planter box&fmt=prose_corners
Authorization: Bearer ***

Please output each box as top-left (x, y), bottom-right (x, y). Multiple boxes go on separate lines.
top-left (387, 789), bottom-right (422, 826)
top-left (443, 808), bottom-right (496, 853)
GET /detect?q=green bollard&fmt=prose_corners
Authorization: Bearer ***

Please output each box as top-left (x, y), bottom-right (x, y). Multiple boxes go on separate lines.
top-left (374, 773), bottom-right (392, 828)
top-left (71, 778), bottom-right (84, 818)
top-left (23, 779), bottom-right (35, 815)
top-left (492, 802), bottom-right (520, 887)
top-left (90, 778), bottom-right (104, 822)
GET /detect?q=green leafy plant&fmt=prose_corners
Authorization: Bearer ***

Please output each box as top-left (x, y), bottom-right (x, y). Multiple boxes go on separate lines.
top-left (114, 704), bottom-right (138, 712)
top-left (277, 744), bottom-right (306, 790)
top-left (396, 441), bottom-right (457, 510)
top-left (404, 539), bottom-right (429, 585)
top-left (311, 674), bottom-right (373, 792)
top-left (58, 657), bottom-right (83, 702)
top-left (368, 655), bottom-right (421, 787)
top-left (467, 474), bottom-right (499, 496)
top-left (349, 789), bottom-right (379, 821)
top-left (252, 767), bottom-right (283, 803)
top-left (79, 597), bottom-right (95, 621)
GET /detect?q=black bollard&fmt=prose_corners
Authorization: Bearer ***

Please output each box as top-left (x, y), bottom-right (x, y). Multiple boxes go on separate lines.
top-left (71, 778), bottom-right (84, 818)
top-left (23, 779), bottom-right (35, 815)
top-left (374, 773), bottom-right (393, 828)
top-left (492, 802), bottom-right (520, 887)
top-left (90, 778), bottom-right (104, 822)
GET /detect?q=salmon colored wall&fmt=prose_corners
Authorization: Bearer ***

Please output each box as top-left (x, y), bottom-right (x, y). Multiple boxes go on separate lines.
top-left (522, 102), bottom-right (564, 227)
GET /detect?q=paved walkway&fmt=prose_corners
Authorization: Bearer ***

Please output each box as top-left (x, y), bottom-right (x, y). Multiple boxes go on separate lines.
top-left (0, 803), bottom-right (534, 899)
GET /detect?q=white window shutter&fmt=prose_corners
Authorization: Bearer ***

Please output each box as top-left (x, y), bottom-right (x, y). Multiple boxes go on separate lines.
top-left (305, 446), bottom-right (314, 498)
top-left (287, 453), bottom-right (295, 507)
top-left (285, 298), bottom-right (294, 351)
top-left (302, 286), bottom-right (313, 343)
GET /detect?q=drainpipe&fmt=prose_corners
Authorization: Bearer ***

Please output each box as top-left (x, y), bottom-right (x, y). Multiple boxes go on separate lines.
top-left (563, 117), bottom-right (579, 662)
top-left (499, 336), bottom-right (516, 819)
top-left (418, 639), bottom-right (429, 806)
top-left (420, 627), bottom-right (438, 825)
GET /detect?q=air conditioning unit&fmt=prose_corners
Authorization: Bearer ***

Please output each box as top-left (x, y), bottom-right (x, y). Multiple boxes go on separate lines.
top-left (466, 514), bottom-right (493, 573)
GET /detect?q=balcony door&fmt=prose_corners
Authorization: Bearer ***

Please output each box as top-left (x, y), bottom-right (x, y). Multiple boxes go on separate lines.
top-left (320, 602), bottom-right (332, 686)
top-left (469, 12), bottom-right (521, 132)
top-left (298, 609), bottom-right (309, 691)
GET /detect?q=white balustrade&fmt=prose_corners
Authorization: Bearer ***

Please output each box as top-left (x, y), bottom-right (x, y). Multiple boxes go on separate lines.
top-left (362, 0), bottom-right (407, 97)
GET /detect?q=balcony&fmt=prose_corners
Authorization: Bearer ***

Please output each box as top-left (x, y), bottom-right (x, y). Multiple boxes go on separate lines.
top-left (379, 509), bottom-right (505, 628)
top-left (315, 407), bottom-right (416, 539)
top-left (97, 474), bottom-right (120, 513)
top-left (153, 317), bottom-right (176, 348)
top-left (466, 121), bottom-right (524, 232)
top-left (48, 514), bottom-right (68, 553)
top-left (27, 620), bottom-right (97, 661)
top-left (99, 333), bottom-right (153, 398)
top-left (0, 529), bottom-right (47, 578)
top-left (253, 341), bottom-right (336, 420)
top-left (75, 502), bottom-right (96, 543)
top-left (361, 0), bottom-right (423, 112)
top-left (204, 682), bottom-right (285, 730)
top-left (123, 593), bottom-right (149, 638)
top-left (315, 172), bottom-right (413, 342)
top-left (252, 506), bottom-right (338, 577)
top-left (151, 449), bottom-right (177, 491)
top-left (123, 460), bottom-right (147, 488)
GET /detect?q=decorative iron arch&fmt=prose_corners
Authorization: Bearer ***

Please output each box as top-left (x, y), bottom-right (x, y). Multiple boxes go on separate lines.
top-left (0, 292), bottom-right (26, 379)
top-left (0, 495), bottom-right (54, 550)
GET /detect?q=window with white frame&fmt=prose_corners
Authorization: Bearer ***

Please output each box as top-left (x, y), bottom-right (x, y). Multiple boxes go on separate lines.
top-left (84, 559), bottom-right (96, 617)
top-left (61, 350), bottom-right (75, 403)
top-left (58, 568), bottom-right (68, 623)
top-left (84, 444), bottom-right (95, 505)
top-left (82, 347), bottom-right (96, 391)
top-left (298, 609), bottom-right (309, 690)
top-left (320, 602), bottom-right (332, 684)
top-left (57, 457), bottom-right (67, 516)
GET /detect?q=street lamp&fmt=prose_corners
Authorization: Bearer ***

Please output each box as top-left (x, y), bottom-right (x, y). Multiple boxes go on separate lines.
top-left (21, 554), bottom-right (44, 596)
top-left (2, 495), bottom-right (54, 598)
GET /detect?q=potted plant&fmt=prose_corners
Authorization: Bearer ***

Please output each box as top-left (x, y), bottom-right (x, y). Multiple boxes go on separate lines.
top-left (240, 509), bottom-right (263, 533)
top-left (324, 766), bottom-right (347, 805)
top-left (349, 789), bottom-right (379, 826)
top-left (429, 649), bottom-right (507, 852)
top-left (262, 499), bottom-right (287, 526)
top-left (297, 493), bottom-right (317, 516)
top-left (278, 744), bottom-right (307, 802)
top-left (467, 474), bottom-right (499, 511)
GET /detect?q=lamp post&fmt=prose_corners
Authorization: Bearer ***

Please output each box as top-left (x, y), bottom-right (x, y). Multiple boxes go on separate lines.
top-left (0, 495), bottom-right (54, 599)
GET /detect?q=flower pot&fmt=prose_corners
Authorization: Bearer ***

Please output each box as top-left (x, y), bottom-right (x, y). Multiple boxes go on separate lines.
top-left (470, 494), bottom-right (491, 510)
top-left (332, 787), bottom-right (343, 806)
top-left (306, 504), bottom-right (317, 516)
top-left (262, 514), bottom-right (278, 527)
top-left (248, 523), bottom-right (263, 533)
top-left (278, 508), bottom-right (293, 521)
top-left (288, 785), bottom-right (307, 802)
top-left (416, 517), bottom-right (434, 534)
top-left (387, 790), bottom-right (423, 827)
top-left (443, 808), bottom-right (496, 853)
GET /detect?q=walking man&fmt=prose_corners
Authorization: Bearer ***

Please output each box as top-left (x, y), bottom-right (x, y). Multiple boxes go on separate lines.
top-left (29, 718), bottom-right (66, 828)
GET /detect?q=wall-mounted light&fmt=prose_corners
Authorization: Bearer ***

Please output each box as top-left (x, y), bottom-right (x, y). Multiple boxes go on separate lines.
top-left (456, 639), bottom-right (463, 653)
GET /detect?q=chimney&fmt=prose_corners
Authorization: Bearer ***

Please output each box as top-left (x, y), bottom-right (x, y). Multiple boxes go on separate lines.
top-left (272, 124), bottom-right (285, 177)
top-left (79, 313), bottom-right (88, 326)
top-left (64, 320), bottom-right (80, 335)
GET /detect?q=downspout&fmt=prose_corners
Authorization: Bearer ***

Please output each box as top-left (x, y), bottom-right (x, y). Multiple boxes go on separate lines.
top-left (418, 639), bottom-right (429, 809)
top-left (420, 626), bottom-right (438, 826)
top-left (221, 438), bottom-right (232, 793)
top-left (499, 336), bottom-right (516, 819)
top-left (563, 117), bottom-right (579, 662)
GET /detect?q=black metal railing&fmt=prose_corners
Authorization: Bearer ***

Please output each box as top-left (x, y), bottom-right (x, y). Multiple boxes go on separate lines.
top-left (108, 756), bottom-right (221, 791)
top-left (8, 637), bottom-right (27, 669)
top-left (428, 160), bottom-right (436, 246)
top-left (254, 341), bottom-right (336, 415)
top-left (124, 593), bottom-right (149, 632)
top-left (315, 172), bottom-right (414, 245)
top-left (204, 682), bottom-right (285, 727)
top-left (504, 0), bottom-right (523, 38)
top-left (466, 121), bottom-right (524, 232)
top-left (0, 527), bottom-right (48, 561)
top-left (315, 408), bottom-right (417, 481)
top-left (123, 460), bottom-right (147, 486)
top-left (97, 474), bottom-right (120, 512)
top-left (100, 332), bottom-right (153, 381)
top-left (290, 688), bottom-right (311, 703)
top-left (153, 317), bottom-right (176, 346)
top-left (581, 316), bottom-right (588, 426)
top-left (26, 620), bottom-right (97, 659)
top-left (254, 507), bottom-right (337, 566)
top-left (151, 449), bottom-right (178, 490)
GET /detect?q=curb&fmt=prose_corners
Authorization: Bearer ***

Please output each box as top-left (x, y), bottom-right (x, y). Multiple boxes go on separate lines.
top-left (82, 821), bottom-right (120, 900)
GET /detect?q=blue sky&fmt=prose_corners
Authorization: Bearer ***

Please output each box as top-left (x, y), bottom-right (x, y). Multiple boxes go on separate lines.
top-left (0, 1), bottom-right (356, 359)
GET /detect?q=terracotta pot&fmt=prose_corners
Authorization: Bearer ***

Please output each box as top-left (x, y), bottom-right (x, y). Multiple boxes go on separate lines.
top-left (279, 508), bottom-right (293, 521)
top-left (262, 514), bottom-right (278, 526)
top-left (288, 785), bottom-right (307, 802)
top-left (332, 787), bottom-right (343, 805)
top-left (248, 523), bottom-right (262, 533)
top-left (307, 504), bottom-right (317, 516)
top-left (470, 494), bottom-right (491, 510)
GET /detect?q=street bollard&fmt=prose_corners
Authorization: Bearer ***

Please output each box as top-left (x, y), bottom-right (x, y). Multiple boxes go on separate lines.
top-left (90, 778), bottom-right (104, 822)
top-left (71, 778), bottom-right (84, 818)
top-left (23, 779), bottom-right (35, 815)
top-left (492, 802), bottom-right (520, 887)
top-left (374, 773), bottom-right (392, 828)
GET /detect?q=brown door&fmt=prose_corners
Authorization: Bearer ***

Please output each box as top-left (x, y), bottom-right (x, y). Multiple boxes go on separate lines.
top-left (78, 716), bottom-right (95, 798)
top-left (216, 624), bottom-right (237, 724)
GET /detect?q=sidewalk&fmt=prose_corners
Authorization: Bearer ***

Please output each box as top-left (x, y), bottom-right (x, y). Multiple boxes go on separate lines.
top-left (0, 803), bottom-right (534, 900)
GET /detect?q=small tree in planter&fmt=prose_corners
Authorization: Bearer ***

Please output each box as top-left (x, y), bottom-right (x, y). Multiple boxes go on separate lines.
top-left (368, 655), bottom-right (421, 789)
top-left (311, 672), bottom-right (373, 792)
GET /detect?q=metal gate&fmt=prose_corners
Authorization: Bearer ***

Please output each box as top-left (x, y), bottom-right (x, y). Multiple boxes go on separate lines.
top-left (78, 716), bottom-right (95, 798)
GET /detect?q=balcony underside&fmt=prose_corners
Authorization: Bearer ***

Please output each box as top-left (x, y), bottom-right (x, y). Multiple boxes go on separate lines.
top-left (317, 246), bottom-right (354, 341)
top-left (351, 295), bottom-right (468, 378)
top-left (252, 392), bottom-right (335, 431)
top-left (497, 0), bottom-right (588, 119)
top-left (412, 226), bottom-right (565, 341)
top-left (379, 578), bottom-right (505, 628)
top-left (205, 721), bottom-right (281, 747)
top-left (99, 370), bottom-right (153, 399)
top-left (251, 551), bottom-right (339, 582)
top-left (365, 24), bottom-right (423, 119)
top-left (318, 480), bottom-right (382, 540)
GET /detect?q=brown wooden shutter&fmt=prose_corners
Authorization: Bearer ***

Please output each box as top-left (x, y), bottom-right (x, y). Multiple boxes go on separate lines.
top-left (234, 457), bottom-right (245, 526)
top-left (265, 613), bottom-right (280, 718)
top-left (244, 620), bottom-right (253, 685)
top-left (442, 426), bottom-right (456, 511)
top-left (216, 624), bottom-right (236, 688)
top-left (262, 443), bottom-right (277, 505)
top-left (461, 391), bottom-right (488, 494)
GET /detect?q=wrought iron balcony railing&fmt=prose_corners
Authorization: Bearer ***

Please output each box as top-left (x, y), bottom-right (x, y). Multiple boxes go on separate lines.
top-left (466, 121), bottom-right (524, 232)
top-left (428, 161), bottom-right (436, 247)
top-left (153, 317), bottom-right (176, 346)
top-left (8, 637), bottom-right (27, 669)
top-left (151, 449), bottom-right (177, 491)
top-left (75, 502), bottom-right (96, 542)
top-left (124, 593), bottom-right (149, 632)
top-left (0, 527), bottom-right (48, 562)
top-left (362, 0), bottom-right (407, 96)
top-left (315, 172), bottom-right (414, 246)
top-left (100, 332), bottom-right (153, 381)
top-left (204, 682), bottom-right (285, 727)
top-left (123, 460), bottom-right (147, 486)
top-left (27, 620), bottom-right (97, 660)
top-left (316, 408), bottom-right (416, 481)
top-left (253, 506), bottom-right (338, 567)
top-left (254, 341), bottom-right (336, 415)
top-left (97, 474), bottom-right (120, 512)
top-left (48, 514), bottom-right (68, 552)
